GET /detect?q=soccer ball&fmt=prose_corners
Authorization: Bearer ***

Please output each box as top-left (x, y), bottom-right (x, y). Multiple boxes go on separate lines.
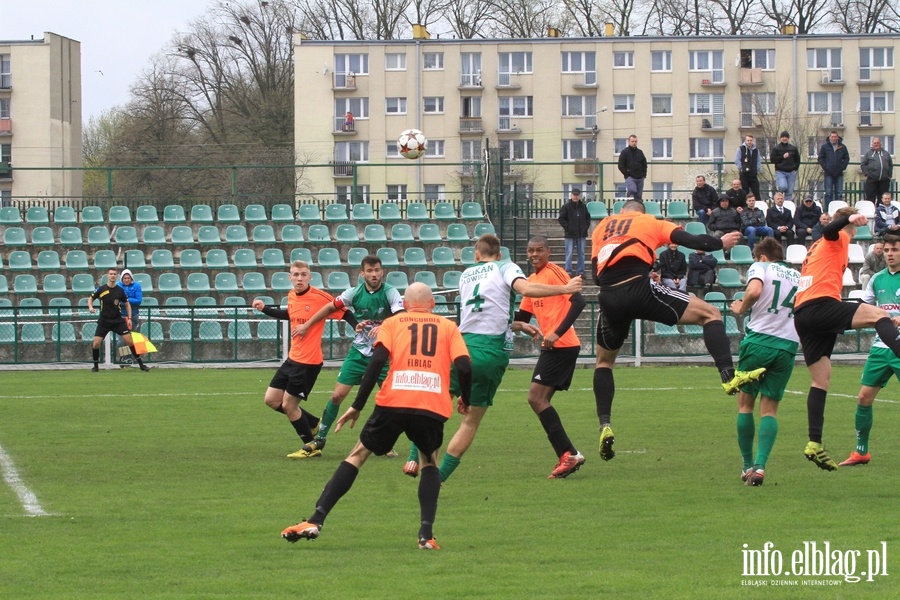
top-left (397, 129), bottom-right (427, 159)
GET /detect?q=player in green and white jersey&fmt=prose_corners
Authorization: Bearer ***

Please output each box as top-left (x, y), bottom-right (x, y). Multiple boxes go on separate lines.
top-left (729, 238), bottom-right (800, 486)
top-left (405, 234), bottom-right (582, 481)
top-left (839, 233), bottom-right (900, 467)
top-left (294, 255), bottom-right (404, 458)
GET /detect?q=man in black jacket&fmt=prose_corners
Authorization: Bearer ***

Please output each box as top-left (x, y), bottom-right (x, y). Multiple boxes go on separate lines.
top-left (793, 196), bottom-right (823, 244)
top-left (708, 195), bottom-right (742, 238)
top-left (817, 131), bottom-right (850, 212)
top-left (558, 188), bottom-right (592, 277)
top-left (658, 243), bottom-right (687, 292)
top-left (724, 179), bottom-right (747, 213)
top-left (617, 135), bottom-right (647, 201)
top-left (692, 175), bottom-right (719, 225)
top-left (771, 131), bottom-right (801, 204)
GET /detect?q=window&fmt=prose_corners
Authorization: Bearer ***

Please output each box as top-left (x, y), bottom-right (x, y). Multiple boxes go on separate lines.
top-left (651, 51), bottom-right (672, 72)
top-left (614, 183), bottom-right (628, 197)
top-left (386, 185), bottom-right (408, 201)
top-left (740, 49), bottom-right (775, 70)
top-left (461, 184), bottom-right (477, 201)
top-left (613, 95), bottom-right (635, 112)
top-left (561, 95), bottom-right (596, 117)
top-left (613, 138), bottom-right (628, 155)
top-left (652, 182), bottom-right (674, 201)
top-left (860, 91), bottom-right (894, 113)
top-left (562, 139), bottom-right (596, 160)
top-left (1, 143), bottom-right (11, 164)
top-left (386, 141), bottom-right (402, 159)
top-left (461, 140), bottom-right (482, 174)
top-left (462, 96), bottom-right (482, 118)
top-left (424, 184), bottom-right (445, 201)
top-left (561, 51), bottom-right (596, 73)
top-left (0, 190), bottom-right (10, 205)
top-left (652, 138), bottom-right (673, 159)
top-left (690, 94), bottom-right (712, 114)
top-left (860, 136), bottom-right (895, 155)
top-left (741, 92), bottom-right (776, 114)
top-left (423, 97), bottom-right (444, 113)
top-left (0, 54), bottom-right (9, 88)
top-left (334, 141), bottom-right (368, 162)
top-left (807, 92), bottom-right (842, 113)
top-left (503, 183), bottom-right (533, 201)
top-left (498, 52), bottom-right (532, 74)
top-left (499, 139), bottom-right (534, 161)
top-left (689, 138), bottom-right (724, 160)
top-left (689, 50), bottom-right (724, 83)
top-left (334, 97), bottom-right (369, 119)
top-left (385, 53), bottom-right (406, 70)
top-left (460, 53), bottom-right (482, 86)
top-left (426, 140), bottom-right (445, 157)
top-left (499, 96), bottom-right (533, 117)
top-left (423, 52), bottom-right (443, 70)
top-left (0, 98), bottom-right (9, 119)
top-left (806, 136), bottom-right (822, 158)
top-left (335, 53), bottom-right (368, 75)
top-left (807, 48), bottom-right (842, 80)
top-left (651, 95), bottom-right (672, 115)
top-left (336, 185), bottom-right (370, 204)
top-left (613, 51), bottom-right (634, 68)
top-left (385, 97), bottom-right (407, 114)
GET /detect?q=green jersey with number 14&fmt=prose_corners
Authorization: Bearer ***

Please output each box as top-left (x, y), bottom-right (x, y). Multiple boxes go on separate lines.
top-left (744, 260), bottom-right (800, 352)
top-left (458, 261), bottom-right (525, 335)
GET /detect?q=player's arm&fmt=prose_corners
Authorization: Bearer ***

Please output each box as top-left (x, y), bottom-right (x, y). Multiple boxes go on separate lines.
top-left (669, 228), bottom-right (732, 252)
top-left (296, 300), bottom-right (343, 336)
top-left (512, 276), bottom-right (581, 298)
top-left (730, 279), bottom-right (763, 315)
top-left (551, 292), bottom-right (586, 339)
top-left (86, 290), bottom-right (98, 313)
top-left (821, 213), bottom-right (866, 241)
top-left (258, 304), bottom-right (289, 319)
top-left (349, 343), bottom-right (389, 413)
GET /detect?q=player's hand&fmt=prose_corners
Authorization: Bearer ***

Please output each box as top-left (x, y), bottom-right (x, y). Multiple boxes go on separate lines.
top-left (511, 321), bottom-right (541, 340)
top-left (849, 214), bottom-right (868, 226)
top-left (720, 231), bottom-right (742, 250)
top-left (730, 300), bottom-right (743, 315)
top-left (88, 305), bottom-right (96, 314)
top-left (292, 323), bottom-right (309, 338)
top-left (355, 320), bottom-right (370, 334)
top-left (563, 276), bottom-right (582, 294)
top-left (367, 324), bottom-right (381, 338)
top-left (251, 299), bottom-right (265, 311)
top-left (456, 398), bottom-right (470, 415)
top-left (125, 317), bottom-right (132, 330)
top-left (542, 332), bottom-right (560, 349)
top-left (335, 407), bottom-right (360, 432)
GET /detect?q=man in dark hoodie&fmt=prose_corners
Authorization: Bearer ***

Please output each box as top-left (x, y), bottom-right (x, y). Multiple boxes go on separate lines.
top-left (770, 131), bottom-right (801, 204)
top-left (794, 196), bottom-right (823, 244)
top-left (617, 134), bottom-right (647, 201)
top-left (861, 137), bottom-right (894, 202)
top-left (818, 131), bottom-right (850, 212)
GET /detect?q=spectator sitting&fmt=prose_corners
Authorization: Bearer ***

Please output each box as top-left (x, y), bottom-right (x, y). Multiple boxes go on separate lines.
top-left (874, 192), bottom-right (900, 237)
top-left (692, 175), bottom-right (719, 225)
top-left (658, 243), bottom-right (687, 292)
top-left (766, 192), bottom-right (795, 246)
top-left (740, 193), bottom-right (773, 249)
top-left (811, 212), bottom-right (831, 242)
top-left (688, 249), bottom-right (718, 292)
top-left (708, 194), bottom-right (742, 239)
top-left (793, 195), bottom-right (823, 244)
top-left (724, 179), bottom-right (747, 213)
top-left (859, 241), bottom-right (886, 290)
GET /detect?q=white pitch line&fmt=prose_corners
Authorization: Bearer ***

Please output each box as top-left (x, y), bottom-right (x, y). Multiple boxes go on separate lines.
top-left (0, 442), bottom-right (50, 517)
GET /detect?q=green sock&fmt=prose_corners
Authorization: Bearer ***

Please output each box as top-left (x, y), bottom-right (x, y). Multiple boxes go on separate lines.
top-left (736, 413), bottom-right (755, 469)
top-left (855, 404), bottom-right (873, 454)
top-left (407, 444), bottom-right (419, 463)
top-left (755, 416), bottom-right (778, 468)
top-left (438, 453), bottom-right (461, 482)
top-left (317, 401), bottom-right (340, 439)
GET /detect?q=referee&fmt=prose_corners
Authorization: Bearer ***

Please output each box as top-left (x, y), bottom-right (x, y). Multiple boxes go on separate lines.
top-left (87, 268), bottom-right (150, 372)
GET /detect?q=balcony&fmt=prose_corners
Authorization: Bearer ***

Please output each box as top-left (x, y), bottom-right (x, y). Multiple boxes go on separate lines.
top-left (858, 111), bottom-right (883, 129)
top-left (574, 159), bottom-right (599, 176)
top-left (459, 117), bottom-right (484, 135)
top-left (331, 161), bottom-right (357, 177)
top-left (0, 118), bottom-right (10, 136)
top-left (0, 74), bottom-right (9, 90)
top-left (572, 71), bottom-right (598, 89)
top-left (496, 117), bottom-right (521, 134)
top-left (818, 112), bottom-right (844, 129)
top-left (496, 72), bottom-right (522, 89)
top-left (700, 115), bottom-right (726, 131)
top-left (459, 73), bottom-right (483, 89)
top-left (332, 72), bottom-right (357, 91)
top-left (333, 117), bottom-right (357, 136)
top-left (574, 115), bottom-right (598, 134)
top-left (819, 69), bottom-right (844, 86)
top-left (738, 68), bottom-right (763, 86)
top-left (460, 163), bottom-right (480, 178)
top-left (858, 69), bottom-right (883, 85)
top-left (739, 112), bottom-right (762, 129)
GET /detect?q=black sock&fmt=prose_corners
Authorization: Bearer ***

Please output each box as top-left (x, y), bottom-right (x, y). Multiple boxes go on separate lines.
top-left (310, 461), bottom-right (358, 525)
top-left (418, 465), bottom-right (441, 540)
top-left (702, 320), bottom-right (734, 381)
top-left (130, 346), bottom-right (145, 367)
top-left (274, 405), bottom-right (286, 414)
top-left (593, 367), bottom-right (614, 426)
top-left (306, 413), bottom-right (321, 432)
top-left (290, 416), bottom-right (313, 441)
top-left (874, 317), bottom-right (900, 358)
top-left (538, 406), bottom-right (576, 456)
top-left (807, 387), bottom-right (827, 443)
top-left (92, 348), bottom-right (100, 366)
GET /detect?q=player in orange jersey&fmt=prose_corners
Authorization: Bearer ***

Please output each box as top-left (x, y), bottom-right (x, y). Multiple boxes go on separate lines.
top-left (793, 207), bottom-right (900, 471)
top-left (281, 283), bottom-right (472, 550)
top-left (590, 200), bottom-right (765, 461)
top-left (252, 261), bottom-right (356, 458)
top-left (514, 236), bottom-right (587, 479)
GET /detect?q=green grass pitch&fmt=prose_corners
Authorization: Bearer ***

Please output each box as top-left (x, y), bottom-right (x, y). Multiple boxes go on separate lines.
top-left (0, 365), bottom-right (897, 599)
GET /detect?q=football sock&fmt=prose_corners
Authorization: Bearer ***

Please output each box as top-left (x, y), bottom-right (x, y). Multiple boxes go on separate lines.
top-left (874, 317), bottom-right (900, 358)
top-left (438, 453), bottom-right (461, 482)
top-left (92, 348), bottom-right (100, 366)
top-left (538, 406), bottom-right (576, 456)
top-left (306, 413), bottom-right (320, 432)
top-left (854, 404), bottom-right (873, 454)
top-left (317, 400), bottom-right (340, 439)
top-left (418, 466), bottom-right (441, 540)
top-left (736, 412), bottom-right (755, 469)
top-left (310, 460), bottom-right (359, 526)
top-left (128, 346), bottom-right (146, 367)
top-left (593, 367), bottom-right (614, 425)
top-left (806, 387), bottom-right (827, 444)
top-left (407, 444), bottom-right (420, 463)
top-left (701, 320), bottom-right (734, 379)
top-left (290, 416), bottom-right (313, 442)
top-left (755, 416), bottom-right (778, 468)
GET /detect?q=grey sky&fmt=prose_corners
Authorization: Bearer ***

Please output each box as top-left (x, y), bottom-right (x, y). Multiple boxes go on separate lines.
top-left (3, 0), bottom-right (208, 122)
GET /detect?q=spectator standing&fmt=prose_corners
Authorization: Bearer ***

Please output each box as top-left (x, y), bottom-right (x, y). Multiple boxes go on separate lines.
top-left (766, 192), bottom-right (795, 246)
top-left (874, 192), bottom-right (900, 236)
top-left (658, 243), bottom-right (688, 292)
top-left (794, 196), bottom-right (823, 244)
top-left (811, 213), bottom-right (831, 242)
top-left (692, 175), bottom-right (719, 225)
top-left (735, 135), bottom-right (762, 201)
top-left (557, 188), bottom-right (591, 277)
top-left (858, 241), bottom-right (886, 290)
top-left (817, 131), bottom-right (850, 211)
top-left (688, 249), bottom-right (718, 292)
top-left (770, 131), bottom-right (802, 203)
top-left (116, 269), bottom-right (143, 367)
top-left (708, 195), bottom-right (742, 238)
top-left (741, 194), bottom-right (773, 249)
top-left (617, 135), bottom-right (647, 201)
top-left (724, 179), bottom-right (748, 213)
top-left (861, 137), bottom-right (894, 202)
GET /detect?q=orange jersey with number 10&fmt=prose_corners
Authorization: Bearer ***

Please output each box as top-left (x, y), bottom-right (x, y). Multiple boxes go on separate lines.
top-left (795, 230), bottom-right (850, 308)
top-left (374, 313), bottom-right (470, 420)
top-left (591, 212), bottom-right (680, 273)
top-left (519, 262), bottom-right (580, 348)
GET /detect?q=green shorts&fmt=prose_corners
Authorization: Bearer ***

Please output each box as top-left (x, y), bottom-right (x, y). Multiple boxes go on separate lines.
top-left (861, 346), bottom-right (900, 389)
top-left (450, 333), bottom-right (509, 407)
top-left (737, 340), bottom-right (795, 401)
top-left (337, 347), bottom-right (389, 386)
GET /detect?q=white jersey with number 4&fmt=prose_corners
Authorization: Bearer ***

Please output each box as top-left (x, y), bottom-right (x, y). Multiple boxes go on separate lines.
top-left (745, 261), bottom-right (801, 344)
top-left (458, 261), bottom-right (525, 335)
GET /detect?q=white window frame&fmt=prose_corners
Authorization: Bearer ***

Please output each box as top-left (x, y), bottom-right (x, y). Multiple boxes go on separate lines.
top-left (860, 136), bottom-right (895, 156)
top-left (613, 95), bottom-right (635, 112)
top-left (860, 91), bottom-right (895, 113)
top-left (385, 97), bottom-right (407, 114)
top-left (613, 51), bottom-right (634, 68)
top-left (334, 97), bottom-right (369, 120)
top-left (561, 51), bottom-right (596, 73)
top-left (741, 92), bottom-right (776, 115)
top-left (498, 52), bottom-right (533, 74)
top-left (689, 50), bottom-right (724, 82)
top-left (652, 138), bottom-right (673, 160)
top-left (807, 92), bottom-right (842, 114)
top-left (0, 54), bottom-right (9, 88)
top-left (651, 51), bottom-right (672, 72)
top-left (689, 138), bottom-right (724, 160)
top-left (0, 98), bottom-right (9, 119)
top-left (500, 139), bottom-right (534, 161)
top-left (426, 140), bottom-right (445, 158)
top-left (651, 94), bottom-right (672, 115)
top-left (561, 95), bottom-right (596, 117)
top-left (423, 97), bottom-right (445, 113)
top-left (562, 139), bottom-right (596, 161)
top-left (384, 53), bottom-right (406, 71)
top-left (386, 184), bottom-right (408, 201)
top-left (652, 182), bottom-right (674, 201)
top-left (334, 141), bottom-right (369, 162)
top-left (613, 138), bottom-right (628, 155)
top-left (423, 184), bottom-right (446, 201)
top-left (423, 52), bottom-right (444, 70)
top-left (336, 185), bottom-right (370, 204)
top-left (386, 141), bottom-right (402, 159)
top-left (807, 47), bottom-right (842, 81)
top-left (741, 49), bottom-right (776, 70)
top-left (335, 53), bottom-right (369, 75)
top-left (499, 96), bottom-right (533, 117)
top-left (689, 94), bottom-right (713, 115)
top-left (462, 96), bottom-right (482, 118)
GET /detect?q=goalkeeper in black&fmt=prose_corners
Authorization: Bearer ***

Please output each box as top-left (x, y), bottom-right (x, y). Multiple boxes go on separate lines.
top-left (87, 268), bottom-right (150, 372)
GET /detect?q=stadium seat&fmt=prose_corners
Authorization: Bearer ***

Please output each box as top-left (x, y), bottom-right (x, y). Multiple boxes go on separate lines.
top-left (385, 271), bottom-right (409, 292)
top-left (197, 226), bottom-right (221, 245)
top-left (842, 269), bottom-right (857, 287)
top-left (42, 274), bottom-right (67, 295)
top-left (703, 291), bottom-right (728, 312)
top-left (848, 244), bottom-right (865, 264)
top-left (644, 201), bottom-right (663, 219)
top-left (586, 201), bottom-right (608, 220)
top-left (252, 225), bottom-right (276, 244)
top-left (53, 206), bottom-right (77, 225)
top-left (14, 275), bottom-right (38, 294)
top-left (170, 226), bottom-right (195, 245)
top-left (297, 204), bottom-right (320, 222)
top-left (234, 248), bottom-right (259, 269)
top-left (785, 244), bottom-right (807, 265)
top-left (378, 202), bottom-right (402, 222)
top-left (500, 247), bottom-right (511, 262)
top-left (37, 250), bottom-right (61, 271)
top-left (716, 268), bottom-right (743, 288)
top-left (20, 323), bottom-right (46, 343)
top-left (612, 200), bottom-right (626, 214)
top-left (242, 272), bottom-right (267, 293)
top-left (828, 200), bottom-right (848, 216)
top-left (351, 203), bottom-right (376, 222)
top-left (194, 296), bottom-right (218, 316)
top-left (80, 206), bottom-right (104, 225)
top-left (404, 247), bottom-right (428, 267)
top-left (684, 222), bottom-right (707, 236)
top-left (142, 226), bottom-right (167, 246)
top-left (71, 274), bottom-right (97, 294)
top-left (364, 224), bottom-right (387, 243)
top-left (855, 200), bottom-right (876, 219)
top-left (93, 250), bottom-right (117, 270)
top-left (59, 226), bottom-right (83, 246)
top-left (87, 226), bottom-right (111, 246)
top-left (257, 321), bottom-right (279, 340)
top-left (376, 247), bottom-right (400, 268)
top-left (290, 248), bottom-right (313, 264)
top-left (725, 315), bottom-right (742, 335)
top-left (654, 322), bottom-right (680, 336)
top-left (124, 249), bottom-right (146, 270)
top-left (80, 321), bottom-right (97, 340)
top-left (133, 273), bottom-right (153, 293)
top-left (8, 250), bottom-right (32, 271)
top-left (0, 206), bottom-right (21, 225)
top-left (108, 205), bottom-right (132, 225)
top-left (460, 246), bottom-right (476, 266)
top-left (446, 223), bottom-right (470, 242)
top-left (280, 224), bottom-right (304, 243)
top-left (728, 245), bottom-right (754, 265)
top-left (346, 247), bottom-right (367, 267)
top-left (163, 205), bottom-right (187, 223)
top-left (190, 204), bottom-right (214, 223)
top-left (390, 223), bottom-right (415, 243)
top-left (205, 249), bottom-right (230, 269)
top-left (178, 249), bottom-right (202, 269)
top-left (414, 271), bottom-right (439, 290)
top-left (115, 226), bottom-right (139, 246)
top-left (317, 248), bottom-right (342, 268)
top-left (140, 321), bottom-right (164, 343)
top-left (214, 272), bottom-right (240, 293)
top-left (473, 222), bottom-right (496, 238)
top-left (711, 249), bottom-right (726, 263)
top-left (326, 271), bottom-right (351, 292)
top-left (309, 272), bottom-right (324, 289)
top-left (222, 296), bottom-right (248, 318)
top-left (244, 204), bottom-right (268, 223)
top-left (0, 276), bottom-right (7, 295)
top-left (26, 206), bottom-right (50, 224)
top-left (432, 247), bottom-right (456, 267)
top-left (187, 273), bottom-right (211, 293)
top-left (433, 295), bottom-right (451, 315)
top-left (417, 224), bottom-right (442, 243)
top-left (157, 273), bottom-right (183, 293)
top-left (261, 248), bottom-right (285, 269)
top-left (406, 202), bottom-right (429, 221)
top-left (142, 296), bottom-right (160, 317)
top-left (217, 204), bottom-right (241, 224)
top-left (433, 202), bottom-right (457, 221)
top-left (30, 226), bottom-right (55, 246)
top-left (460, 202), bottom-right (484, 221)
top-left (135, 205), bottom-right (159, 224)
top-left (51, 322), bottom-right (77, 344)
top-left (325, 203), bottom-right (349, 222)
top-left (169, 321), bottom-right (193, 341)
top-left (65, 250), bottom-right (89, 271)
top-left (47, 297), bottom-right (73, 317)
top-left (853, 224), bottom-right (874, 242)
top-left (224, 225), bottom-right (249, 244)
top-left (227, 321), bottom-right (253, 341)
top-left (666, 201), bottom-right (691, 220)
top-left (335, 224), bottom-right (359, 243)
top-left (2, 227), bottom-right (26, 246)
top-left (307, 224), bottom-right (331, 244)
top-left (271, 272), bottom-right (292, 293)
top-left (164, 296), bottom-right (189, 318)
top-left (17, 297), bottom-right (42, 318)
top-left (271, 204), bottom-right (295, 223)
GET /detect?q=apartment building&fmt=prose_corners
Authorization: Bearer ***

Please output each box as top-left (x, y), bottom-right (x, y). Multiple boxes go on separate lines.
top-left (294, 33), bottom-right (897, 204)
top-left (0, 32), bottom-right (82, 206)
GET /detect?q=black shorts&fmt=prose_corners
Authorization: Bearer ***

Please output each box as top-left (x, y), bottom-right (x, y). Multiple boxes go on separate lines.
top-left (531, 346), bottom-right (580, 391)
top-left (359, 407), bottom-right (445, 457)
top-left (269, 359), bottom-right (322, 400)
top-left (95, 318), bottom-right (130, 340)
top-left (794, 298), bottom-right (860, 366)
top-left (596, 277), bottom-right (690, 351)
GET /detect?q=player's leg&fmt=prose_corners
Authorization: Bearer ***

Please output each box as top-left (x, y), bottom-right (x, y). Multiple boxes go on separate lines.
top-left (303, 382), bottom-right (352, 455)
top-left (803, 356), bottom-right (838, 470)
top-left (852, 303), bottom-right (900, 359)
top-left (91, 333), bottom-right (104, 371)
top-left (840, 350), bottom-right (890, 465)
top-left (439, 406), bottom-right (487, 481)
top-left (736, 391), bottom-right (757, 480)
top-left (407, 415), bottom-right (444, 549)
top-left (119, 331), bottom-right (149, 371)
top-left (594, 347), bottom-right (618, 461)
top-left (746, 346), bottom-right (793, 485)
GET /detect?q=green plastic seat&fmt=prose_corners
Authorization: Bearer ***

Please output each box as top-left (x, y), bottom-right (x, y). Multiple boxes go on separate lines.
top-left (217, 204), bottom-right (241, 224)
top-left (0, 206), bottom-right (22, 224)
top-left (243, 204), bottom-right (267, 223)
top-left (3, 227), bottom-right (26, 246)
top-left (433, 295), bottom-right (451, 315)
top-left (136, 205), bottom-right (159, 224)
top-left (214, 272), bottom-right (240, 293)
top-left (151, 249), bottom-right (175, 269)
top-left (307, 224), bottom-right (331, 243)
top-left (644, 201), bottom-right (663, 219)
top-left (261, 248), bottom-right (285, 268)
top-left (80, 322), bottom-right (98, 340)
top-left (205, 249), bottom-right (230, 269)
top-left (385, 271), bottom-right (409, 292)
top-left (42, 274), bottom-right (67, 295)
top-left (473, 222), bottom-right (496, 238)
top-left (460, 202), bottom-right (484, 220)
top-left (684, 222), bottom-right (707, 236)
top-left (195, 294), bottom-right (219, 315)
top-left (612, 200), bottom-right (626, 215)
top-left (80, 206), bottom-right (104, 225)
top-left (257, 321), bottom-right (279, 340)
top-left (0, 276), bottom-right (7, 295)
top-left (853, 224), bottom-right (874, 241)
top-left (234, 248), bottom-right (259, 269)
top-left (364, 224), bottom-right (387, 242)
top-left (115, 226), bottom-right (139, 245)
top-left (140, 321), bottom-right (164, 342)
top-left (406, 202), bottom-right (429, 221)
top-left (227, 321), bottom-right (253, 341)
top-left (190, 205), bottom-right (214, 223)
top-left (164, 296), bottom-right (189, 318)
top-left (37, 250), bottom-right (61, 271)
top-left (335, 224), bottom-right (359, 243)
top-left (157, 273), bottom-right (183, 293)
top-left (446, 223), bottom-right (470, 242)
top-left (666, 201), bottom-right (691, 220)
top-left (432, 247), bottom-right (456, 267)
top-left (133, 273), bottom-right (153, 293)
top-left (26, 206), bottom-right (50, 224)
top-left (53, 206), bottom-right (77, 225)
top-left (345, 248), bottom-right (367, 267)
top-left (433, 202), bottom-right (457, 221)
top-left (187, 273), bottom-right (211, 293)
top-left (586, 201), bottom-right (608, 220)
top-left (351, 203), bottom-right (376, 222)
top-left (281, 225), bottom-right (303, 243)
top-left (654, 322), bottom-right (680, 336)
top-left (108, 205), bottom-right (132, 225)
top-left (717, 268), bottom-right (744, 289)
top-left (199, 321), bottom-right (223, 341)
top-left (378, 202), bottom-right (402, 222)
top-left (93, 250), bottom-right (117, 269)
top-left (17, 297), bottom-right (43, 318)
top-left (242, 272), bottom-right (267, 293)
top-left (290, 248), bottom-right (312, 264)
top-left (703, 291), bottom-right (728, 312)
top-left (141, 296), bottom-right (160, 318)
top-left (252, 225), bottom-right (276, 244)
top-left (376, 247), bottom-right (400, 268)
top-left (460, 246), bottom-right (476, 266)
top-left (176, 249), bottom-right (201, 269)
top-left (309, 272), bottom-right (324, 288)
top-left (30, 226), bottom-right (55, 246)
top-left (65, 250), bottom-right (89, 271)
top-left (325, 203), bottom-right (349, 222)
top-left (390, 223), bottom-right (415, 242)
top-left (48, 297), bottom-right (73, 318)
top-left (124, 249), bottom-right (146, 270)
top-left (87, 226), bottom-right (111, 245)
top-left (404, 247), bottom-right (428, 267)
top-left (197, 226), bottom-right (221, 245)
top-left (59, 226), bottom-right (83, 246)
top-left (169, 321), bottom-right (193, 341)
top-left (297, 204), bottom-right (320, 222)
top-left (728, 246), bottom-right (754, 265)
top-left (142, 226), bottom-right (167, 245)
top-left (8, 251), bottom-right (32, 271)
top-left (21, 323), bottom-right (46, 343)
top-left (317, 248), bottom-right (342, 268)
top-left (271, 204), bottom-right (295, 223)
top-left (414, 271), bottom-right (439, 290)
top-left (171, 226), bottom-right (195, 245)
top-left (417, 224), bottom-right (442, 243)
top-left (270, 272), bottom-right (292, 293)
top-left (326, 272), bottom-right (351, 292)
top-left (224, 225), bottom-right (249, 244)
top-left (72, 274), bottom-right (97, 294)
top-left (163, 205), bottom-right (187, 223)
top-left (222, 296), bottom-right (248, 318)
top-left (14, 275), bottom-right (38, 294)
